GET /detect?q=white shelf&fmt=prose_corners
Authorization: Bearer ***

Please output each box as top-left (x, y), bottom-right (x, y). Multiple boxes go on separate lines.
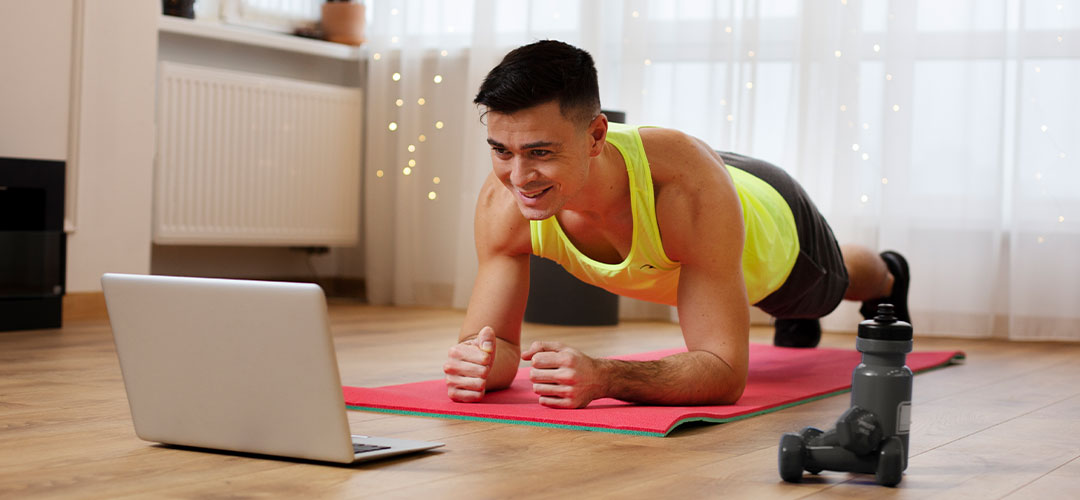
top-left (158, 15), bottom-right (363, 61)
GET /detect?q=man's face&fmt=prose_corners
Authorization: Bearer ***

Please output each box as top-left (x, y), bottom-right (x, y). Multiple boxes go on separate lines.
top-left (485, 101), bottom-right (599, 220)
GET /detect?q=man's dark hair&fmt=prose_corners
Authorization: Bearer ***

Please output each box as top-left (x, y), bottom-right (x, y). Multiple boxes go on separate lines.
top-left (474, 40), bottom-right (601, 127)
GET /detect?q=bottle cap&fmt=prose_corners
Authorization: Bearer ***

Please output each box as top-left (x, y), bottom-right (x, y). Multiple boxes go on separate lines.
top-left (857, 304), bottom-right (913, 341)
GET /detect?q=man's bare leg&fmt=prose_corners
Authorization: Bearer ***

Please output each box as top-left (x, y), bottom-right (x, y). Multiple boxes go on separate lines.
top-left (840, 244), bottom-right (894, 302)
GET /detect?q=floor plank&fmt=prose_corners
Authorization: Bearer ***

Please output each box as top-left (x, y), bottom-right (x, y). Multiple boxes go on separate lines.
top-left (1, 302), bottom-right (1078, 499)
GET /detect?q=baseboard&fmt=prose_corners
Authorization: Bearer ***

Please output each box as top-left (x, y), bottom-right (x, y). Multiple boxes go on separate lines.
top-left (63, 292), bottom-right (109, 323)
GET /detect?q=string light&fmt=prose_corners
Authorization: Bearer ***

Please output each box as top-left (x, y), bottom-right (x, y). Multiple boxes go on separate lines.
top-left (1060, 216), bottom-right (1066, 223)
top-left (862, 153), bottom-right (870, 160)
top-left (886, 74), bottom-right (893, 81)
top-left (745, 82), bottom-right (754, 89)
top-left (395, 99), bottom-right (404, 107)
top-left (417, 98), bottom-right (426, 105)
top-left (428, 191), bottom-right (438, 200)
top-left (435, 121), bottom-right (444, 129)
top-left (388, 122), bottom-right (398, 131)
top-left (1035, 172), bottom-right (1043, 180)
top-left (391, 36), bottom-right (399, 44)
top-left (403, 167), bottom-right (412, 175)
top-left (862, 123), bottom-right (870, 129)
top-left (418, 134), bottom-right (427, 142)
top-left (840, 104), bottom-right (848, 112)
top-left (644, 59), bottom-right (652, 65)
top-left (373, 53), bottom-right (382, 61)
top-left (1041, 125), bottom-right (1049, 132)
top-left (432, 177), bottom-right (441, 184)
top-left (834, 50), bottom-right (843, 58)
top-left (632, 10), bottom-right (640, 18)
top-left (376, 170), bottom-right (384, 178)
top-left (408, 159), bottom-right (416, 167)
top-left (852, 143), bottom-right (860, 151)
top-left (748, 50), bottom-right (756, 58)
top-left (725, 26), bottom-right (732, 33)
top-left (1060, 153), bottom-right (1067, 159)
top-left (392, 72), bottom-right (401, 81)
top-left (892, 104), bottom-right (901, 112)
top-left (873, 44), bottom-right (881, 52)
top-left (1038, 236), bottom-right (1046, 244)
top-left (860, 194), bottom-right (869, 203)
top-left (881, 177), bottom-right (889, 184)
top-left (433, 75), bottom-right (443, 84)
top-left (408, 144), bottom-right (416, 152)
top-left (440, 50), bottom-right (448, 57)
top-left (1058, 35), bottom-right (1064, 43)
top-left (391, 8), bottom-right (399, 15)
top-left (726, 114), bottom-right (735, 122)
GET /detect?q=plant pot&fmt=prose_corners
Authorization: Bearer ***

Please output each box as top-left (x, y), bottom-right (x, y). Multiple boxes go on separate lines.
top-left (321, 2), bottom-right (366, 46)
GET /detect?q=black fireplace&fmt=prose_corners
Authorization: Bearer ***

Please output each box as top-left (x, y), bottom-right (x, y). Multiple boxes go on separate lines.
top-left (1, 158), bottom-right (66, 332)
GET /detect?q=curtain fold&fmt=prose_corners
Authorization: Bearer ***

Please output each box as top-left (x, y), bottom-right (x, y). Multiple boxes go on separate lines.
top-left (361, 0), bottom-right (1080, 341)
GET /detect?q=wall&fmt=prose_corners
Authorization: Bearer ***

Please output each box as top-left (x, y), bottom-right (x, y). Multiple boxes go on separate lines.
top-left (65, 0), bottom-right (159, 292)
top-left (0, 3), bottom-right (72, 161)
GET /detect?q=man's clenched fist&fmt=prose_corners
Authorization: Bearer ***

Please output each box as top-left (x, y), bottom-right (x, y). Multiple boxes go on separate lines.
top-left (444, 326), bottom-right (497, 402)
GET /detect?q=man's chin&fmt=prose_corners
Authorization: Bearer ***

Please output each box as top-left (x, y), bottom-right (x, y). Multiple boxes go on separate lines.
top-left (517, 203), bottom-right (557, 221)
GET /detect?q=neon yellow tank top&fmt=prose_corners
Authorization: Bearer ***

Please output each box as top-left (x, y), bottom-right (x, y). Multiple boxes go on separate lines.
top-left (530, 123), bottom-right (799, 306)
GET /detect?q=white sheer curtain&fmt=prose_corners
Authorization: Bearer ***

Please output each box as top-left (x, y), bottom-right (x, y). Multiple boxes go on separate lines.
top-left (361, 0), bottom-right (1080, 341)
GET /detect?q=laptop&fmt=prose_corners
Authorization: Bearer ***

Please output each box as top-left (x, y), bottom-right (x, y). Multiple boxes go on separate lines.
top-left (101, 273), bottom-right (443, 464)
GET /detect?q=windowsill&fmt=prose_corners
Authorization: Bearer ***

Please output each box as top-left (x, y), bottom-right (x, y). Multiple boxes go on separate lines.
top-left (158, 15), bottom-right (363, 61)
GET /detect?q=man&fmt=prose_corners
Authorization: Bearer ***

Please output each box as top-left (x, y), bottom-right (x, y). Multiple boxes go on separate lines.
top-left (442, 40), bottom-right (909, 409)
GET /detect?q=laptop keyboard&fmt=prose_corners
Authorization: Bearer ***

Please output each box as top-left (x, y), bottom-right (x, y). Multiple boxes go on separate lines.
top-left (353, 443), bottom-right (391, 454)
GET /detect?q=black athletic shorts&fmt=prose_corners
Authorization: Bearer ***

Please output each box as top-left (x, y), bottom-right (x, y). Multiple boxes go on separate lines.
top-left (718, 152), bottom-right (849, 319)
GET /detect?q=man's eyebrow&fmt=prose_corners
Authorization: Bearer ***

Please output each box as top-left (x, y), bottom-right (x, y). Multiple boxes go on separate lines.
top-left (485, 138), bottom-right (558, 149)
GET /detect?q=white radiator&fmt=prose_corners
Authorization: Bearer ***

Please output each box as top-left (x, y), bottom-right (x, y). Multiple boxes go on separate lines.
top-left (154, 62), bottom-right (362, 246)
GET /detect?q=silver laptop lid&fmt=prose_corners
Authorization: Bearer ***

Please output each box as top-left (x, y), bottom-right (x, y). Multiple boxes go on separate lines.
top-left (102, 273), bottom-right (356, 463)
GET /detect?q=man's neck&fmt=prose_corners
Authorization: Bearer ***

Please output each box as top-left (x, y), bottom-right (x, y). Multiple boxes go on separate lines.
top-left (559, 141), bottom-right (630, 224)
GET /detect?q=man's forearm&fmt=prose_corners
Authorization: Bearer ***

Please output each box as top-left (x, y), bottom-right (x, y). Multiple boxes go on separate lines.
top-left (597, 350), bottom-right (745, 405)
top-left (486, 337), bottom-right (521, 391)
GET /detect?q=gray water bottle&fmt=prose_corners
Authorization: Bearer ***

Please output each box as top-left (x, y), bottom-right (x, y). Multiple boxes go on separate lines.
top-left (852, 303), bottom-right (913, 471)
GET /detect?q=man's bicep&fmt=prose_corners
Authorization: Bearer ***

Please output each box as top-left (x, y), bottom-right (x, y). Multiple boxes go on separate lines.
top-left (676, 261), bottom-right (750, 377)
top-left (460, 252), bottom-right (530, 346)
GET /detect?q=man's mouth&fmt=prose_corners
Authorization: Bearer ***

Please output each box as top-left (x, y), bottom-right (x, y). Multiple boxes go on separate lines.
top-left (519, 186), bottom-right (552, 199)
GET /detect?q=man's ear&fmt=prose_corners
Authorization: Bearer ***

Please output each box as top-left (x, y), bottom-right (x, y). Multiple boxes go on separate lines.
top-left (587, 113), bottom-right (608, 158)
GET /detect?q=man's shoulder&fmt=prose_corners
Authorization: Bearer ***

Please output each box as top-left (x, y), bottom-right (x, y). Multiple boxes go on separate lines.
top-left (475, 174), bottom-right (532, 257)
top-left (638, 128), bottom-right (728, 194)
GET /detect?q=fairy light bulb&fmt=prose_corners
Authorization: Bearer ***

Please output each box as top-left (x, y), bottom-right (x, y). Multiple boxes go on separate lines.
top-left (392, 72), bottom-right (401, 81)
top-left (408, 159), bottom-right (416, 167)
top-left (428, 191), bottom-right (438, 200)
top-left (417, 98), bottom-right (426, 106)
top-left (376, 170), bottom-right (384, 178)
top-left (435, 121), bottom-right (444, 129)
top-left (418, 134), bottom-right (427, 142)
top-left (402, 167), bottom-right (412, 176)
top-left (408, 144), bottom-right (416, 152)
top-left (388, 122), bottom-right (398, 131)
top-left (432, 177), bottom-right (441, 184)
top-left (433, 75), bottom-right (443, 84)
top-left (395, 99), bottom-right (404, 107)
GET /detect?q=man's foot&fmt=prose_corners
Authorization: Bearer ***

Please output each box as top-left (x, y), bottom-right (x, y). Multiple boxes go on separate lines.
top-left (859, 250), bottom-right (910, 324)
top-left (774, 318), bottom-right (821, 348)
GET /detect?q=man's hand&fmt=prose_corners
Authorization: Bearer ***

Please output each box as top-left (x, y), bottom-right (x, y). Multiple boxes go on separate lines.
top-left (521, 341), bottom-right (607, 409)
top-left (444, 326), bottom-right (497, 403)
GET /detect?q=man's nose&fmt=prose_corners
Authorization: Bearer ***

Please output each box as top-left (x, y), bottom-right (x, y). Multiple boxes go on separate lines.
top-left (509, 158), bottom-right (538, 187)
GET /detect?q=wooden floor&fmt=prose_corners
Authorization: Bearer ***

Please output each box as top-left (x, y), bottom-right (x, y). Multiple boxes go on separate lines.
top-left (2, 302), bottom-right (1078, 499)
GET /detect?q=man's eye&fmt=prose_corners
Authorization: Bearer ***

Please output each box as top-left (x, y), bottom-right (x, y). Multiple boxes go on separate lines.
top-left (492, 147), bottom-right (509, 155)
top-left (532, 150), bottom-right (552, 157)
